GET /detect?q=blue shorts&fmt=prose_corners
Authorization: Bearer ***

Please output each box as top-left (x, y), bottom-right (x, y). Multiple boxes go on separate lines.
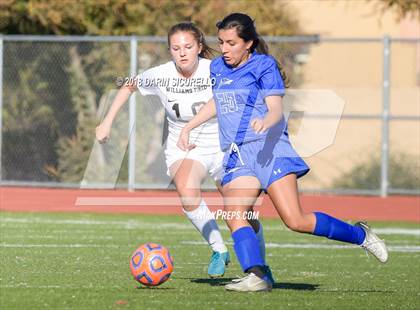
top-left (221, 137), bottom-right (310, 191)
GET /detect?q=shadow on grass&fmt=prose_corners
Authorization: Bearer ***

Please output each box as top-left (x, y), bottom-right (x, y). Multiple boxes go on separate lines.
top-left (320, 289), bottom-right (395, 293)
top-left (189, 278), bottom-right (236, 286)
top-left (273, 283), bottom-right (319, 291)
top-left (188, 278), bottom-right (320, 291)
top-left (135, 286), bottom-right (175, 290)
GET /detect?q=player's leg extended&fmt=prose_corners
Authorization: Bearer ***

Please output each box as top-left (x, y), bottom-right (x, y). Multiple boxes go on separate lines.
top-left (267, 174), bottom-right (388, 263)
top-left (222, 176), bottom-right (272, 292)
top-left (169, 159), bottom-right (229, 277)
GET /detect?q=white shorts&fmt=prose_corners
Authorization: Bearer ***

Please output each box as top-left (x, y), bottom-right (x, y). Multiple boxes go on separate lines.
top-left (164, 139), bottom-right (225, 181)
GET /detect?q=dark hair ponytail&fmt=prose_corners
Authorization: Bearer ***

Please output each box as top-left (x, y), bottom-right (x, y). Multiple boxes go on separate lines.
top-left (257, 36), bottom-right (289, 87)
top-left (254, 35), bottom-right (269, 55)
top-left (167, 22), bottom-right (214, 59)
top-left (216, 13), bottom-right (289, 87)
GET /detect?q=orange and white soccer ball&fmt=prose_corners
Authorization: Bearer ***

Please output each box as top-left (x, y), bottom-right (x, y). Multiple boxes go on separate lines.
top-left (130, 243), bottom-right (174, 286)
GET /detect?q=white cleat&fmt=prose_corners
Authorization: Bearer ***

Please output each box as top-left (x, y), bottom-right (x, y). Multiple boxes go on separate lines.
top-left (225, 273), bottom-right (272, 292)
top-left (356, 221), bottom-right (389, 263)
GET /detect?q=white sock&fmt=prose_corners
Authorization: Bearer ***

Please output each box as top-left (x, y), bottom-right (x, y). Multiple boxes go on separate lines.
top-left (183, 200), bottom-right (227, 253)
top-left (255, 221), bottom-right (266, 264)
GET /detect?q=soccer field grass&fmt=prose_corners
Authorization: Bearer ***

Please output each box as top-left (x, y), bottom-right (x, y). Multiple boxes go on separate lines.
top-left (1, 211), bottom-right (419, 309)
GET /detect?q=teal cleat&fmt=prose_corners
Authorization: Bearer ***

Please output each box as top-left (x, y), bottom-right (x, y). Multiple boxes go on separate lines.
top-left (208, 251), bottom-right (230, 278)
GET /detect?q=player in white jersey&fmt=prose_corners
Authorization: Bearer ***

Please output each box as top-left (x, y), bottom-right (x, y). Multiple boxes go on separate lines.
top-left (96, 22), bottom-right (230, 277)
top-left (138, 57), bottom-right (221, 177)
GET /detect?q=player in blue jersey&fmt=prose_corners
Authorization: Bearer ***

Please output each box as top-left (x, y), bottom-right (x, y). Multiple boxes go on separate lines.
top-left (178, 13), bottom-right (388, 292)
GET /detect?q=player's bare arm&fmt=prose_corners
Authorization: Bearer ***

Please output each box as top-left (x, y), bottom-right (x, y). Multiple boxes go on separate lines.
top-left (251, 95), bottom-right (283, 134)
top-left (95, 85), bottom-right (134, 143)
top-left (177, 98), bottom-right (217, 151)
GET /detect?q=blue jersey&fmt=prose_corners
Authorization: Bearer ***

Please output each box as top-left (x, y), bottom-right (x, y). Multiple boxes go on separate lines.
top-left (211, 52), bottom-right (286, 151)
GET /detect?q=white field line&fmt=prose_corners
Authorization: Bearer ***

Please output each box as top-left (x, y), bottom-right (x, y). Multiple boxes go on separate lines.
top-left (0, 284), bottom-right (123, 289)
top-left (1, 242), bottom-right (419, 253)
top-left (371, 228), bottom-right (420, 236)
top-left (181, 241), bottom-right (420, 253)
top-left (0, 217), bottom-right (196, 230)
top-left (1, 217), bottom-right (419, 235)
top-left (6, 235), bottom-right (114, 240)
top-left (0, 217), bottom-right (144, 226)
top-left (0, 243), bottom-right (122, 248)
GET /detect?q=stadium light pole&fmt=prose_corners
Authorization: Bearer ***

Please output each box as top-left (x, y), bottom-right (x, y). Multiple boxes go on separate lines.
top-left (381, 36), bottom-right (391, 197)
top-left (128, 36), bottom-right (137, 192)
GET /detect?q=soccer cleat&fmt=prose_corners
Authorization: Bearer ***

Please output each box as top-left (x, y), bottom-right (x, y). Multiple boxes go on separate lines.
top-left (225, 273), bottom-right (272, 292)
top-left (356, 221), bottom-right (389, 263)
top-left (208, 251), bottom-right (230, 278)
top-left (231, 265), bottom-right (275, 285)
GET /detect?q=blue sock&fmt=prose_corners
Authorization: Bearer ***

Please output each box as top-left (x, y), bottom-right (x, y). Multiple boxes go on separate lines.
top-left (232, 226), bottom-right (264, 272)
top-left (313, 212), bottom-right (366, 245)
top-left (255, 222), bottom-right (266, 265)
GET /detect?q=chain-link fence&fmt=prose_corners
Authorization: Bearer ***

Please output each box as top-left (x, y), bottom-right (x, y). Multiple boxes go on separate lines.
top-left (0, 35), bottom-right (419, 196)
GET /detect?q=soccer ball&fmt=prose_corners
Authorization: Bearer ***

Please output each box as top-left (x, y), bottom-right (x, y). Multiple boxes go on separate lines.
top-left (130, 243), bottom-right (174, 287)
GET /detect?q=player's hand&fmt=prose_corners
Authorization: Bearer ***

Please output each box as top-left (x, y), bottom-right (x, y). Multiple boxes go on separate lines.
top-left (96, 122), bottom-right (111, 144)
top-left (177, 127), bottom-right (196, 151)
top-left (251, 118), bottom-right (268, 134)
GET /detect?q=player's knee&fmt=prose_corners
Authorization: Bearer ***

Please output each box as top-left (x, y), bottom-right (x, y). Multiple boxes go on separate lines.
top-left (283, 217), bottom-right (306, 233)
top-left (178, 188), bottom-right (201, 208)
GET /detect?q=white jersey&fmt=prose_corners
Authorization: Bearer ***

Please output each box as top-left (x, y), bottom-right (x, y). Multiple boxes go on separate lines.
top-left (137, 58), bottom-right (219, 148)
